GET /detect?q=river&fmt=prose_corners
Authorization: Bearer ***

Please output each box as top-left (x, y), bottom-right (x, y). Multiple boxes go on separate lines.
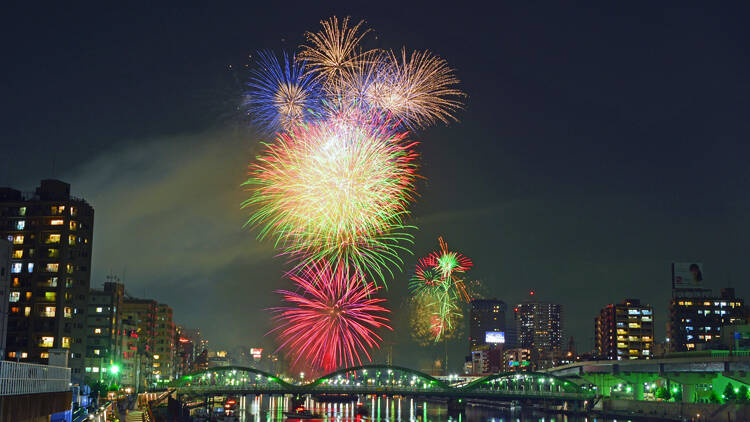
top-left (200, 395), bottom-right (634, 422)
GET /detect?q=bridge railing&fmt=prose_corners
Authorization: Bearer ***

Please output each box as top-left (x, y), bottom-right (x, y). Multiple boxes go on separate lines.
top-left (0, 360), bottom-right (71, 396)
top-left (175, 384), bottom-right (594, 400)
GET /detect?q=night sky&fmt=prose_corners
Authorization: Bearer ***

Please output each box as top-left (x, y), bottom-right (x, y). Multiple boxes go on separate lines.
top-left (2, 3), bottom-right (749, 371)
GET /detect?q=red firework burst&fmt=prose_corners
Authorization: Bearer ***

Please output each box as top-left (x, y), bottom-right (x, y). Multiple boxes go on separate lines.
top-left (271, 261), bottom-right (392, 372)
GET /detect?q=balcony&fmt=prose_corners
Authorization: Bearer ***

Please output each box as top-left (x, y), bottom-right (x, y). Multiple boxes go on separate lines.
top-left (0, 360), bottom-right (70, 396)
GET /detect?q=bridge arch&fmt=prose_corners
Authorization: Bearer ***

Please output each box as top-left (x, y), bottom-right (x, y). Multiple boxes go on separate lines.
top-left (464, 372), bottom-right (586, 394)
top-left (308, 364), bottom-right (451, 390)
top-left (170, 365), bottom-right (292, 390)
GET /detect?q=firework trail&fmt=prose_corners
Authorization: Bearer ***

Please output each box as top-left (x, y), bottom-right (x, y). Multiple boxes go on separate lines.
top-left (246, 51), bottom-right (321, 133)
top-left (272, 261), bottom-right (391, 372)
top-left (242, 108), bottom-right (419, 282)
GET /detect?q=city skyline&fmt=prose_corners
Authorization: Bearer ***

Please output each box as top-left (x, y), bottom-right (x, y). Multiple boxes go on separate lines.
top-left (3, 3), bottom-right (750, 372)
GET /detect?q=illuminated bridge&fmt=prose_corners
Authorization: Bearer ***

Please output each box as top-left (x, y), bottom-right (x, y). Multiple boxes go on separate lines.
top-left (170, 364), bottom-right (594, 404)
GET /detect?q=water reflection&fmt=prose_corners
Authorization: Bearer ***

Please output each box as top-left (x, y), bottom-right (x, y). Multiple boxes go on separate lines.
top-left (219, 395), bottom-right (629, 422)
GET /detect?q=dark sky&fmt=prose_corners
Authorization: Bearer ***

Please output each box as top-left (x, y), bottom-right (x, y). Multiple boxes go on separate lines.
top-left (2, 3), bottom-right (750, 372)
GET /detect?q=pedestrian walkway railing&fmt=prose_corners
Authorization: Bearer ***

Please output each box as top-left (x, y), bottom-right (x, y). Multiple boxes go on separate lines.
top-left (0, 360), bottom-right (70, 396)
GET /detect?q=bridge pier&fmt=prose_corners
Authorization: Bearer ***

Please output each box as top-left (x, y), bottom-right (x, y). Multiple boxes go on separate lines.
top-left (447, 398), bottom-right (466, 414)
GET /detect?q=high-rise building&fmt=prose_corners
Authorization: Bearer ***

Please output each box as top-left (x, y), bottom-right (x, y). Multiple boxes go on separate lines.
top-left (668, 288), bottom-right (745, 352)
top-left (153, 303), bottom-right (175, 383)
top-left (175, 326), bottom-right (195, 376)
top-left (0, 239), bottom-right (11, 358)
top-left (594, 298), bottom-right (654, 360)
top-left (469, 299), bottom-right (507, 351)
top-left (84, 280), bottom-right (125, 379)
top-left (0, 180), bottom-right (94, 380)
top-left (180, 327), bottom-right (207, 361)
top-left (513, 299), bottom-right (562, 368)
top-left (122, 298), bottom-right (157, 391)
top-left (120, 311), bottom-right (139, 389)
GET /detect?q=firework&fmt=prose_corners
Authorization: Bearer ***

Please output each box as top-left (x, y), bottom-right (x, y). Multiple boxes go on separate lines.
top-left (409, 292), bottom-right (463, 345)
top-left (408, 237), bottom-right (476, 342)
top-left (272, 261), bottom-right (391, 371)
top-left (345, 48), bottom-right (464, 128)
top-left (246, 51), bottom-right (321, 133)
top-left (242, 109), bottom-right (419, 282)
top-left (300, 16), bottom-right (374, 95)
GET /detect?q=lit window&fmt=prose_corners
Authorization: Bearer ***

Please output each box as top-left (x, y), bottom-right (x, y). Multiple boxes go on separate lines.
top-left (65, 278), bottom-right (73, 288)
top-left (50, 219), bottom-right (64, 226)
top-left (11, 263), bottom-right (22, 273)
top-left (46, 263), bottom-right (59, 273)
top-left (8, 352), bottom-right (16, 358)
top-left (96, 307), bottom-right (103, 313)
top-left (40, 306), bottom-right (56, 317)
top-left (47, 277), bottom-right (58, 287)
top-left (12, 235), bottom-right (24, 244)
top-left (24, 307), bottom-right (31, 316)
top-left (40, 352), bottom-right (49, 359)
top-left (27, 263), bottom-right (34, 273)
top-left (66, 264), bottom-right (73, 274)
top-left (628, 323), bottom-right (641, 329)
top-left (69, 221), bottom-right (78, 231)
top-left (62, 337), bottom-right (70, 349)
top-left (9, 291), bottom-right (20, 302)
top-left (20, 352), bottom-right (27, 358)
top-left (70, 207), bottom-right (77, 216)
top-left (12, 250), bottom-right (23, 259)
top-left (15, 220), bottom-right (25, 230)
top-left (19, 207), bottom-right (26, 216)
top-left (643, 350), bottom-right (650, 355)
top-left (44, 292), bottom-right (56, 301)
top-left (39, 336), bottom-right (54, 348)
top-left (94, 349), bottom-right (100, 355)
top-left (48, 249), bottom-right (59, 258)
top-left (45, 234), bottom-right (61, 244)
top-left (92, 366), bottom-right (99, 372)
top-left (12, 277), bottom-right (19, 287)
top-left (68, 235), bottom-right (76, 245)
top-left (94, 328), bottom-right (102, 334)
top-left (64, 307), bottom-right (72, 318)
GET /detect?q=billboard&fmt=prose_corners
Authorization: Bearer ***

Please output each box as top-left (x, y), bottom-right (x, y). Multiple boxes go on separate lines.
top-left (485, 331), bottom-right (505, 344)
top-left (672, 262), bottom-right (704, 289)
top-left (250, 348), bottom-right (263, 361)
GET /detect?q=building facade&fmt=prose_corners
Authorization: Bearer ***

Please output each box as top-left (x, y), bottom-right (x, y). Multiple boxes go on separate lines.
top-left (153, 303), bottom-right (175, 383)
top-left (122, 298), bottom-right (157, 392)
top-left (503, 347), bottom-right (532, 371)
top-left (668, 288), bottom-right (745, 351)
top-left (594, 298), bottom-right (654, 360)
top-left (513, 301), bottom-right (563, 358)
top-left (84, 280), bottom-right (125, 380)
top-left (0, 180), bottom-right (94, 380)
top-left (469, 299), bottom-right (507, 351)
top-left (0, 239), bottom-right (10, 357)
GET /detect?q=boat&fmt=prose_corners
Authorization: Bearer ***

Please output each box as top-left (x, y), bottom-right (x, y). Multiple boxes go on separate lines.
top-left (284, 406), bottom-right (322, 420)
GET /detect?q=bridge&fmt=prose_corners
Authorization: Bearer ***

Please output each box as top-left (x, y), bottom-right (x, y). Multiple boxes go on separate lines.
top-left (170, 364), bottom-right (594, 405)
top-left (542, 350), bottom-right (750, 403)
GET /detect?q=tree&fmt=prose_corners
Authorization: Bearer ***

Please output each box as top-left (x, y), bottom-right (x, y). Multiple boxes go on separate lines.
top-left (709, 391), bottom-right (721, 404)
top-left (655, 386), bottom-right (671, 401)
top-left (724, 383), bottom-right (737, 402)
top-left (738, 385), bottom-right (749, 403)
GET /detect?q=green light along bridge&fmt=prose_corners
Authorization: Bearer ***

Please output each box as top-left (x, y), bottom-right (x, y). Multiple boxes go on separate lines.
top-left (170, 364), bottom-right (594, 404)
